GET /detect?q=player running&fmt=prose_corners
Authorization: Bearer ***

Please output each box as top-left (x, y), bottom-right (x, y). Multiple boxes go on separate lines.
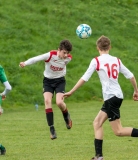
top-left (19, 39), bottom-right (73, 140)
top-left (63, 35), bottom-right (138, 160)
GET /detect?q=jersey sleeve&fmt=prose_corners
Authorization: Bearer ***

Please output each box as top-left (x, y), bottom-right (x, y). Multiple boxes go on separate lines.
top-left (65, 54), bottom-right (72, 65)
top-left (119, 59), bottom-right (134, 79)
top-left (0, 66), bottom-right (8, 83)
top-left (68, 54), bottom-right (72, 60)
top-left (81, 58), bottom-right (97, 81)
top-left (24, 52), bottom-right (50, 66)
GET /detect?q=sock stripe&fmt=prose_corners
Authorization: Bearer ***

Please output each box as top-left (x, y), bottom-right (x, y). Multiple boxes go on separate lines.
top-left (62, 108), bottom-right (68, 113)
top-left (46, 108), bottom-right (53, 113)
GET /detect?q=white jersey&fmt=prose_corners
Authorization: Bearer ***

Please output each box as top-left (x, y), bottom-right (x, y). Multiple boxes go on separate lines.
top-left (81, 54), bottom-right (134, 101)
top-left (24, 50), bottom-right (72, 79)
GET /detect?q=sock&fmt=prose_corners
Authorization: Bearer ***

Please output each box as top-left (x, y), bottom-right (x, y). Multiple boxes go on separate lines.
top-left (62, 108), bottom-right (69, 123)
top-left (94, 139), bottom-right (103, 157)
top-left (131, 128), bottom-right (138, 137)
top-left (45, 108), bottom-right (53, 126)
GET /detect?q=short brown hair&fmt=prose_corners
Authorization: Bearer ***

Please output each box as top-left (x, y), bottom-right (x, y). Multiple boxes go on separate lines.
top-left (96, 35), bottom-right (111, 51)
top-left (59, 40), bottom-right (72, 52)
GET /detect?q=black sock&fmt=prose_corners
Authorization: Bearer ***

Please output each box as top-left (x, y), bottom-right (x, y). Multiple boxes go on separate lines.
top-left (62, 108), bottom-right (69, 123)
top-left (45, 108), bottom-right (53, 126)
top-left (131, 128), bottom-right (138, 137)
top-left (94, 139), bottom-right (103, 157)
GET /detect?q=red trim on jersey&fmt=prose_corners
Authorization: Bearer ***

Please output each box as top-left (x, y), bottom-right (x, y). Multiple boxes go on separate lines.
top-left (117, 58), bottom-right (120, 66)
top-left (95, 57), bottom-right (100, 71)
top-left (45, 50), bottom-right (57, 62)
top-left (68, 54), bottom-right (72, 59)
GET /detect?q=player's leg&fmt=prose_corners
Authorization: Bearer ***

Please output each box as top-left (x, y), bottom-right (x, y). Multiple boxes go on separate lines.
top-left (43, 77), bottom-right (56, 140)
top-left (93, 110), bottom-right (108, 139)
top-left (56, 92), bottom-right (72, 129)
top-left (106, 96), bottom-right (138, 137)
top-left (110, 119), bottom-right (138, 137)
top-left (43, 92), bottom-right (57, 140)
top-left (43, 92), bottom-right (53, 127)
top-left (92, 110), bottom-right (108, 160)
top-left (55, 77), bottom-right (72, 129)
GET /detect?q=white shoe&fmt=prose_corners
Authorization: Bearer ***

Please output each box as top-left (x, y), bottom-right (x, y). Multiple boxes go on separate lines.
top-left (91, 156), bottom-right (103, 160)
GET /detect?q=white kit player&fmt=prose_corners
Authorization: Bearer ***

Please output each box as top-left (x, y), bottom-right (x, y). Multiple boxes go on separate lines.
top-left (63, 36), bottom-right (138, 160)
top-left (19, 40), bottom-right (73, 140)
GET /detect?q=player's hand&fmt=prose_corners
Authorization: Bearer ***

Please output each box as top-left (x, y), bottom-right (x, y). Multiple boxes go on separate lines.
top-left (19, 62), bottom-right (26, 68)
top-left (63, 91), bottom-right (72, 98)
top-left (133, 91), bottom-right (138, 101)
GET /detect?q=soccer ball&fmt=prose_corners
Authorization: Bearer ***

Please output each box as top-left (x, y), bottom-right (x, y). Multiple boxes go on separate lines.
top-left (76, 24), bottom-right (92, 39)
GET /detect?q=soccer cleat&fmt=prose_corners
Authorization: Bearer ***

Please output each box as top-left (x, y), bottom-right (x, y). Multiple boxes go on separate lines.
top-left (50, 126), bottom-right (57, 140)
top-left (65, 113), bottom-right (72, 129)
top-left (91, 156), bottom-right (103, 160)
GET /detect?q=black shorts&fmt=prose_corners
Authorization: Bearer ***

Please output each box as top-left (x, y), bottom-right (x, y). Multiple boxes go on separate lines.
top-left (43, 77), bottom-right (66, 94)
top-left (101, 96), bottom-right (123, 121)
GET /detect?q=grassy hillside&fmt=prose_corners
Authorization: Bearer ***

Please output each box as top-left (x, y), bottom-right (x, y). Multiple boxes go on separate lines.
top-left (0, 0), bottom-right (138, 106)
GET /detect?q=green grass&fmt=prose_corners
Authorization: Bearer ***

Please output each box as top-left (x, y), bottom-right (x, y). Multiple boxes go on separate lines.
top-left (0, 0), bottom-right (138, 105)
top-left (0, 1), bottom-right (138, 159)
top-left (1, 100), bottom-right (138, 160)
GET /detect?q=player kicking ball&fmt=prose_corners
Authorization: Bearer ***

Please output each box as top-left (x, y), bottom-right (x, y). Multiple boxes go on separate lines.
top-left (19, 40), bottom-right (73, 140)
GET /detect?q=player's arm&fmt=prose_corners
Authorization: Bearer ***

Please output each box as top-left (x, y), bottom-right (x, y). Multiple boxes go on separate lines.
top-left (130, 76), bottom-right (138, 92)
top-left (1, 81), bottom-right (12, 100)
top-left (119, 60), bottom-right (138, 101)
top-left (0, 67), bottom-right (12, 100)
top-left (64, 79), bottom-right (86, 97)
top-left (19, 52), bottom-right (50, 68)
top-left (0, 66), bottom-right (11, 115)
top-left (0, 66), bottom-right (12, 115)
top-left (129, 77), bottom-right (138, 101)
top-left (64, 59), bottom-right (96, 98)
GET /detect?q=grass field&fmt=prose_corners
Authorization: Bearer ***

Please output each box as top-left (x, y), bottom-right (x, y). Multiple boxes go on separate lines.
top-left (0, 1), bottom-right (138, 159)
top-left (1, 0), bottom-right (138, 105)
top-left (1, 100), bottom-right (138, 160)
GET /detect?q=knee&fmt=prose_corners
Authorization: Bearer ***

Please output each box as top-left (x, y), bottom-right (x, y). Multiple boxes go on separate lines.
top-left (93, 119), bottom-right (101, 129)
top-left (45, 99), bottom-right (51, 106)
top-left (113, 130), bottom-right (122, 136)
top-left (56, 100), bottom-right (63, 107)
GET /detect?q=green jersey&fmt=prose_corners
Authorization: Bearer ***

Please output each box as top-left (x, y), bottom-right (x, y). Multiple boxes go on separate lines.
top-left (0, 65), bottom-right (8, 105)
top-left (0, 65), bottom-right (7, 83)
